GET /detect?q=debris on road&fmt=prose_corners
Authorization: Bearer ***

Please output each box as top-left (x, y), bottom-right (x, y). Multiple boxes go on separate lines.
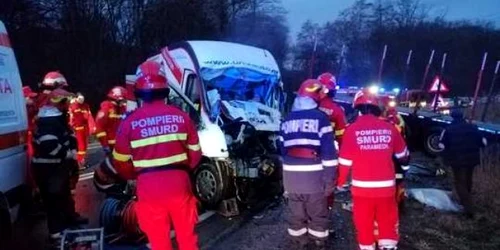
top-left (407, 188), bottom-right (463, 212)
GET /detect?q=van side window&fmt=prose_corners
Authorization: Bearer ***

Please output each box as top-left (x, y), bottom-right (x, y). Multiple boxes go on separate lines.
top-left (167, 87), bottom-right (201, 126)
top-left (185, 74), bottom-right (201, 109)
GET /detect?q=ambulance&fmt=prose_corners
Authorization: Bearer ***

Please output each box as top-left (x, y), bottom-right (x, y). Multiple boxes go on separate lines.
top-left (0, 20), bottom-right (29, 245)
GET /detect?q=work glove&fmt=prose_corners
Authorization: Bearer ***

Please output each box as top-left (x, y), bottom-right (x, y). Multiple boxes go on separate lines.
top-left (283, 191), bottom-right (289, 204)
top-left (66, 149), bottom-right (77, 160)
top-left (335, 185), bottom-right (348, 193)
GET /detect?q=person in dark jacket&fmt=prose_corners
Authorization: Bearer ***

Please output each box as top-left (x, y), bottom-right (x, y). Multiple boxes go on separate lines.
top-left (32, 89), bottom-right (87, 247)
top-left (279, 79), bottom-right (338, 250)
top-left (439, 110), bottom-right (487, 217)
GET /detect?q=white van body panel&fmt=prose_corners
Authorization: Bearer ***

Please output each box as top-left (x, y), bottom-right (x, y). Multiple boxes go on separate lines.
top-left (0, 20), bottom-right (28, 221)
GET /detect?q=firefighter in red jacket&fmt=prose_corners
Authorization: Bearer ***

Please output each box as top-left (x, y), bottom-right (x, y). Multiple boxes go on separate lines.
top-left (380, 95), bottom-right (409, 207)
top-left (113, 61), bottom-right (202, 250)
top-left (317, 72), bottom-right (347, 146)
top-left (337, 90), bottom-right (409, 250)
top-left (23, 86), bottom-right (39, 158)
top-left (95, 86), bottom-right (128, 155)
top-left (23, 86), bottom-right (39, 191)
top-left (317, 72), bottom-right (347, 209)
top-left (69, 92), bottom-right (94, 169)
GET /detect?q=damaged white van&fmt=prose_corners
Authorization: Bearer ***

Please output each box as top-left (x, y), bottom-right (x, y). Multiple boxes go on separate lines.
top-left (126, 41), bottom-right (285, 209)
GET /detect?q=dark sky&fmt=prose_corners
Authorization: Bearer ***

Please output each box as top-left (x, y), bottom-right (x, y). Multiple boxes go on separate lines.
top-left (283, 0), bottom-right (500, 38)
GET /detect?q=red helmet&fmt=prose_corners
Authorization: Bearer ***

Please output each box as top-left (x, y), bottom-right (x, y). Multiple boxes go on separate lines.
top-left (317, 72), bottom-right (336, 90)
top-left (353, 89), bottom-right (379, 108)
top-left (23, 86), bottom-right (38, 98)
top-left (107, 86), bottom-right (127, 101)
top-left (297, 79), bottom-right (324, 102)
top-left (135, 61), bottom-right (168, 91)
top-left (42, 71), bottom-right (68, 88)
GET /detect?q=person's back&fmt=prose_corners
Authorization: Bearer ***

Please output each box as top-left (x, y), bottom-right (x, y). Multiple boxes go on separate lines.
top-left (339, 114), bottom-right (406, 197)
top-left (279, 79), bottom-right (337, 248)
top-left (113, 61), bottom-right (201, 250)
top-left (439, 110), bottom-right (485, 218)
top-left (280, 108), bottom-right (336, 194)
top-left (121, 101), bottom-right (198, 201)
top-left (440, 117), bottom-right (483, 168)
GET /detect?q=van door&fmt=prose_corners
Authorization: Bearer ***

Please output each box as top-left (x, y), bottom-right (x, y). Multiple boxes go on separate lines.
top-left (0, 21), bottom-right (29, 227)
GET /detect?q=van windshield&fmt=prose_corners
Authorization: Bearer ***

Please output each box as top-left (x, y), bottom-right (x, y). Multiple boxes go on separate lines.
top-left (200, 67), bottom-right (281, 103)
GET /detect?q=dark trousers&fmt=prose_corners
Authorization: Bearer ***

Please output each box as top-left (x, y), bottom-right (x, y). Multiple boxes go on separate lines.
top-left (33, 162), bottom-right (76, 234)
top-left (452, 167), bottom-right (474, 214)
top-left (287, 193), bottom-right (329, 241)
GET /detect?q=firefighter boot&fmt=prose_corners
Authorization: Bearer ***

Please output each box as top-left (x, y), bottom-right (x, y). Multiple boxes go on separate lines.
top-left (69, 212), bottom-right (89, 227)
top-left (286, 236), bottom-right (309, 250)
top-left (313, 239), bottom-right (326, 250)
top-left (78, 162), bottom-right (91, 172)
top-left (48, 232), bottom-right (62, 249)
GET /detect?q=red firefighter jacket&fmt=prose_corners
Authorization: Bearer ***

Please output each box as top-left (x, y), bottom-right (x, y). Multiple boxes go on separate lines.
top-left (95, 100), bottom-right (126, 148)
top-left (318, 98), bottom-right (347, 145)
top-left (112, 100), bottom-right (202, 202)
top-left (69, 102), bottom-right (92, 129)
top-left (337, 114), bottom-right (409, 197)
top-left (382, 110), bottom-right (408, 181)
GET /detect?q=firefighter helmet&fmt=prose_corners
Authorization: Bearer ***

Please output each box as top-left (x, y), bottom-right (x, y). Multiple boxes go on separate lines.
top-left (42, 71), bottom-right (68, 89)
top-left (353, 89), bottom-right (379, 108)
top-left (134, 61), bottom-right (169, 100)
top-left (297, 79), bottom-right (324, 102)
top-left (317, 72), bottom-right (336, 90)
top-left (22, 86), bottom-right (38, 98)
top-left (107, 86), bottom-right (127, 101)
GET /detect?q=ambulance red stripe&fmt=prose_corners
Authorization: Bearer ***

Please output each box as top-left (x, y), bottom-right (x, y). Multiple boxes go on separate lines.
top-left (0, 33), bottom-right (12, 48)
top-left (0, 131), bottom-right (26, 151)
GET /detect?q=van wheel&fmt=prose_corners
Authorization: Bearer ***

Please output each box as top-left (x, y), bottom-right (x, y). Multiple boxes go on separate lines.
top-left (424, 127), bottom-right (444, 157)
top-left (195, 163), bottom-right (224, 208)
top-left (0, 208), bottom-right (12, 249)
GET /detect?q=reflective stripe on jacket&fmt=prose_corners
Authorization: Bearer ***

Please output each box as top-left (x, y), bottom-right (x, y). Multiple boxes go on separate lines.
top-left (95, 100), bottom-right (125, 148)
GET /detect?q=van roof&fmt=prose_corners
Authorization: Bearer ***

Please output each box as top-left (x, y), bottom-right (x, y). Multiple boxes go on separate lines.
top-left (0, 21), bottom-right (6, 33)
top-left (185, 41), bottom-right (280, 77)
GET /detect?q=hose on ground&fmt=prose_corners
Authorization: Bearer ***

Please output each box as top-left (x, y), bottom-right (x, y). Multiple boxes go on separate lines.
top-left (120, 199), bottom-right (143, 237)
top-left (99, 198), bottom-right (121, 234)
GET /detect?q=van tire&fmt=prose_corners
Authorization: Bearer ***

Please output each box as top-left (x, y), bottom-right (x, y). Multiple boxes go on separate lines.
top-left (194, 162), bottom-right (224, 208)
top-left (424, 127), bottom-right (444, 157)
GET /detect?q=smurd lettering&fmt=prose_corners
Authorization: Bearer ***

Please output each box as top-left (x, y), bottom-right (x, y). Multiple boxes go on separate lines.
top-left (355, 129), bottom-right (392, 150)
